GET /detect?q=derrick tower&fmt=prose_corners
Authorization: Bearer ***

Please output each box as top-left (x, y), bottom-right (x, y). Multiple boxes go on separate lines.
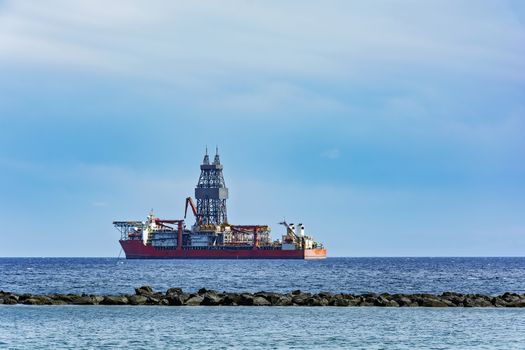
top-left (195, 147), bottom-right (228, 225)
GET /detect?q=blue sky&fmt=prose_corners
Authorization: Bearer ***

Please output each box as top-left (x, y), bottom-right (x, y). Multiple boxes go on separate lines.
top-left (0, 1), bottom-right (524, 256)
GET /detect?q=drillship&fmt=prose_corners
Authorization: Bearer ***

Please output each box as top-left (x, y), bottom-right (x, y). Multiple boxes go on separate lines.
top-left (114, 148), bottom-right (326, 259)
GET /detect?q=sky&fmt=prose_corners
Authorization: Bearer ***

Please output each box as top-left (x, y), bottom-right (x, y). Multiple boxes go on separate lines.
top-left (0, 0), bottom-right (524, 257)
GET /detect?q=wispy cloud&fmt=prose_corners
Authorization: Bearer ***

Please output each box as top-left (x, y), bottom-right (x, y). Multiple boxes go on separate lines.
top-left (1, 1), bottom-right (523, 83)
top-left (321, 148), bottom-right (341, 160)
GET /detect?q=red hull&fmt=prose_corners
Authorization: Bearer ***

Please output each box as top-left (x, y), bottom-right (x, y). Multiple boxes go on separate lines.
top-left (120, 240), bottom-right (326, 260)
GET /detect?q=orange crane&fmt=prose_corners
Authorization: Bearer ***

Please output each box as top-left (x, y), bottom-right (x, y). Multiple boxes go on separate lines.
top-left (184, 197), bottom-right (201, 224)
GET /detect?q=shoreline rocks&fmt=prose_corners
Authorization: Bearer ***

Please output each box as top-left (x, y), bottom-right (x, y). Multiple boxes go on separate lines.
top-left (1, 287), bottom-right (525, 307)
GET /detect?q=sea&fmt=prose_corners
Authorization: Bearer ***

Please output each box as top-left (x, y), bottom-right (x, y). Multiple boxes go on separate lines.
top-left (1, 257), bottom-right (525, 349)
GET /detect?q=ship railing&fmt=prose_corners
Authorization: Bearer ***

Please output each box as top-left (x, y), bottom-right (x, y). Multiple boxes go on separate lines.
top-left (113, 221), bottom-right (144, 241)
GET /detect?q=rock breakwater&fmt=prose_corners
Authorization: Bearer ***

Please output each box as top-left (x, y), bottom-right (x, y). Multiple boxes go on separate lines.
top-left (2, 286), bottom-right (525, 307)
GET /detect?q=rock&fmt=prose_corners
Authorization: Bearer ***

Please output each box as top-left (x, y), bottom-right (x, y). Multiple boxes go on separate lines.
top-left (252, 296), bottom-right (271, 306)
top-left (416, 297), bottom-right (451, 307)
top-left (506, 300), bottom-right (525, 307)
top-left (23, 296), bottom-right (53, 305)
top-left (6, 294), bottom-right (19, 302)
top-left (201, 293), bottom-right (223, 306)
top-left (48, 294), bottom-right (74, 303)
top-left (166, 288), bottom-right (183, 296)
top-left (167, 294), bottom-right (186, 306)
top-left (18, 294), bottom-right (33, 302)
top-left (491, 297), bottom-right (507, 307)
top-left (440, 293), bottom-right (465, 306)
top-left (463, 297), bottom-right (493, 307)
top-left (222, 293), bottom-right (241, 306)
top-left (395, 297), bottom-right (418, 307)
top-left (255, 292), bottom-right (282, 305)
top-left (292, 295), bottom-right (309, 306)
top-left (185, 295), bottom-right (204, 306)
top-left (135, 286), bottom-right (154, 296)
top-left (501, 293), bottom-right (522, 304)
top-left (238, 294), bottom-right (255, 306)
top-left (198, 288), bottom-right (210, 295)
top-left (308, 297), bottom-right (329, 306)
top-left (2, 298), bottom-right (18, 305)
top-left (3, 289), bottom-right (524, 308)
top-left (373, 296), bottom-right (399, 307)
top-left (147, 297), bottom-right (160, 305)
top-left (274, 296), bottom-right (293, 306)
top-left (128, 295), bottom-right (148, 305)
top-left (99, 296), bottom-right (128, 305)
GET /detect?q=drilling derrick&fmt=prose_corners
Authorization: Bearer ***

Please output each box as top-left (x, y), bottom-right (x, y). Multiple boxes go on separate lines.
top-left (195, 147), bottom-right (229, 226)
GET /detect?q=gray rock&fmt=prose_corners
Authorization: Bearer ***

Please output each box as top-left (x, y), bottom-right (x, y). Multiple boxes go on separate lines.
top-left (308, 297), bottom-right (329, 306)
top-left (416, 297), bottom-right (451, 307)
top-left (135, 286), bottom-right (154, 296)
top-left (395, 297), bottom-right (418, 307)
top-left (464, 297), bottom-right (493, 307)
top-left (252, 296), bottom-right (271, 306)
top-left (185, 295), bottom-right (204, 306)
top-left (167, 294), bottom-right (185, 306)
top-left (292, 295), bottom-right (309, 306)
top-left (274, 296), bottom-right (293, 306)
top-left (201, 293), bottom-right (223, 306)
top-left (23, 296), bottom-right (53, 305)
top-left (2, 297), bottom-right (18, 305)
top-left (100, 296), bottom-right (128, 305)
top-left (128, 295), bottom-right (148, 305)
top-left (238, 294), bottom-right (255, 306)
top-left (166, 288), bottom-right (183, 296)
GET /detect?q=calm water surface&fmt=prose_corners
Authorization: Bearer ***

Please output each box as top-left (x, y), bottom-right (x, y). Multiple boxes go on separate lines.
top-left (1, 306), bottom-right (524, 349)
top-left (1, 257), bottom-right (524, 295)
top-left (2, 257), bottom-right (525, 349)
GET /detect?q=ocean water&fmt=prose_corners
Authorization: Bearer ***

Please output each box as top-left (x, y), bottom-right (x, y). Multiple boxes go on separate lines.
top-left (1, 306), bottom-right (524, 349)
top-left (2, 257), bottom-right (525, 349)
top-left (0, 257), bottom-right (524, 295)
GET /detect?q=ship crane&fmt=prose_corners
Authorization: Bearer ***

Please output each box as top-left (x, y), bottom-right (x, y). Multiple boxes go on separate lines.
top-left (184, 197), bottom-right (201, 224)
top-left (279, 220), bottom-right (299, 242)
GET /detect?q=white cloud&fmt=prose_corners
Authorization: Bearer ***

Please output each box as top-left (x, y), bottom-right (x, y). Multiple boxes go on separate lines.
top-left (0, 0), bottom-right (523, 84)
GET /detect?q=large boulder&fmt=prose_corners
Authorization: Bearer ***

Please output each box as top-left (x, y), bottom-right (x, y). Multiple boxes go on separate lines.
top-left (222, 293), bottom-right (241, 306)
top-left (274, 295), bottom-right (293, 306)
top-left (185, 295), bottom-right (204, 306)
top-left (166, 288), bottom-right (183, 296)
top-left (24, 296), bottom-right (53, 305)
top-left (416, 296), bottom-right (451, 307)
top-left (167, 294), bottom-right (187, 306)
top-left (238, 294), bottom-right (255, 306)
top-left (201, 293), bottom-right (223, 306)
top-left (463, 296), bottom-right (493, 307)
top-left (135, 286), bottom-right (154, 296)
top-left (128, 295), bottom-right (148, 305)
top-left (252, 296), bottom-right (271, 306)
top-left (71, 296), bottom-right (98, 305)
top-left (100, 296), bottom-right (128, 305)
top-left (394, 296), bottom-right (418, 307)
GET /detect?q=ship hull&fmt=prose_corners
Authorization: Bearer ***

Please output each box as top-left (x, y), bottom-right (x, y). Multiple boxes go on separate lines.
top-left (120, 240), bottom-right (326, 260)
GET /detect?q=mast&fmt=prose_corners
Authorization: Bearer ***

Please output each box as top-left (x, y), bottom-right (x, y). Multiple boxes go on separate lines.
top-left (195, 147), bottom-right (229, 225)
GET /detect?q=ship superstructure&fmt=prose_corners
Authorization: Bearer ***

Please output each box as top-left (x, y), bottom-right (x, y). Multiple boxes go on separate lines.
top-left (114, 149), bottom-right (326, 259)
